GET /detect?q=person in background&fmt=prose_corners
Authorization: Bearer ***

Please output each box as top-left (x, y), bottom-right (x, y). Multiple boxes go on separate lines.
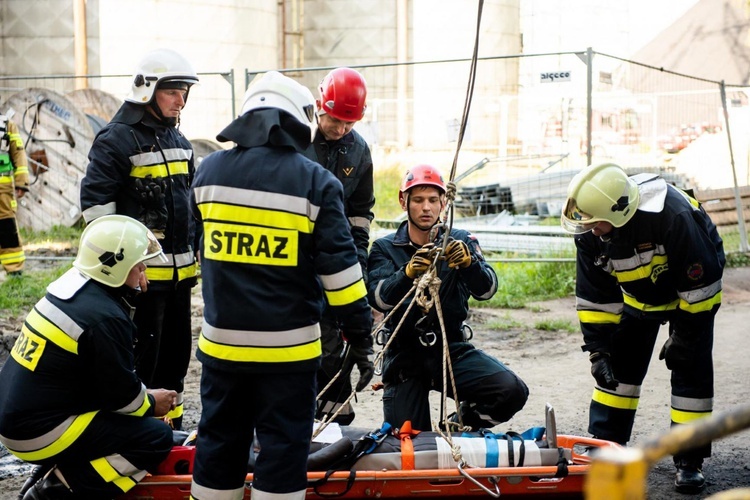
top-left (303, 67), bottom-right (376, 425)
top-left (0, 215), bottom-right (177, 500)
top-left (367, 164), bottom-right (529, 432)
top-left (0, 112), bottom-right (29, 277)
top-left (560, 162), bottom-right (724, 494)
top-left (80, 48), bottom-right (200, 430)
top-left (189, 71), bottom-right (372, 500)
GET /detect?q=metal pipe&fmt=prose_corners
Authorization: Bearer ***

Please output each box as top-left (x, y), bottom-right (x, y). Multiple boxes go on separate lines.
top-left (73, 0), bottom-right (88, 90)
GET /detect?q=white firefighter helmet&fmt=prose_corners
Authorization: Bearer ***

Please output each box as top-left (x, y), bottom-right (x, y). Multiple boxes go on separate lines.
top-left (74, 215), bottom-right (164, 287)
top-left (561, 163), bottom-right (640, 234)
top-left (240, 71), bottom-right (317, 140)
top-left (126, 48), bottom-right (199, 104)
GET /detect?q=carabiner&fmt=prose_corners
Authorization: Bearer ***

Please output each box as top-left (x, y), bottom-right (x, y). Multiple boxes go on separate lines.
top-left (419, 331), bottom-right (437, 347)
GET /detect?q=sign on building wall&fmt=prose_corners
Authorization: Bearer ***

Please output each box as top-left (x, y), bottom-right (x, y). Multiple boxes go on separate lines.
top-left (540, 71), bottom-right (571, 83)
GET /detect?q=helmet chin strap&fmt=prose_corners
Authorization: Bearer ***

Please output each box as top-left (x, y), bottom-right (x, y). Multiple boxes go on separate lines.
top-left (149, 100), bottom-right (178, 127)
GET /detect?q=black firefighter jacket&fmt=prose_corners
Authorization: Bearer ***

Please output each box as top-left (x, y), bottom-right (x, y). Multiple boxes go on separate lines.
top-left (0, 269), bottom-right (158, 461)
top-left (303, 128), bottom-right (374, 271)
top-left (367, 222), bottom-right (498, 379)
top-left (192, 109), bottom-right (372, 374)
top-left (80, 103), bottom-right (198, 290)
top-left (574, 174), bottom-right (725, 354)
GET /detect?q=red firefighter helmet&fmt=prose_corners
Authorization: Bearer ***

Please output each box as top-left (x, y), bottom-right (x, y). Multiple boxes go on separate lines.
top-left (399, 164), bottom-right (446, 204)
top-left (318, 68), bottom-right (367, 121)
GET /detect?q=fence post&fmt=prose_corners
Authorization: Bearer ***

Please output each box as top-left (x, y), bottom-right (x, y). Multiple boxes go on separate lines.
top-left (720, 80), bottom-right (750, 252)
top-left (586, 47), bottom-right (593, 167)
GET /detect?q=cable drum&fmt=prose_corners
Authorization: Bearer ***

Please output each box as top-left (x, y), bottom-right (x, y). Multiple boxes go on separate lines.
top-left (3, 88), bottom-right (95, 230)
top-left (190, 138), bottom-right (223, 168)
top-left (66, 89), bottom-right (122, 134)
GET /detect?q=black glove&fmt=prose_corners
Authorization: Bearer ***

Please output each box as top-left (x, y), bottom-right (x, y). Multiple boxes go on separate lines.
top-left (135, 177), bottom-right (168, 231)
top-left (658, 335), bottom-right (695, 371)
top-left (405, 243), bottom-right (435, 279)
top-left (589, 352), bottom-right (619, 390)
top-left (443, 238), bottom-right (472, 269)
top-left (345, 334), bottom-right (375, 392)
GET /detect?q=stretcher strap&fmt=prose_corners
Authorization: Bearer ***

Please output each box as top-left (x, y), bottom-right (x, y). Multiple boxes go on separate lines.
top-left (484, 433), bottom-right (499, 467)
top-left (397, 421), bottom-right (420, 470)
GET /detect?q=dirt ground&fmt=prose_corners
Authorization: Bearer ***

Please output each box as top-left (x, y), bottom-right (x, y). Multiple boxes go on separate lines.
top-left (1, 267), bottom-right (749, 499)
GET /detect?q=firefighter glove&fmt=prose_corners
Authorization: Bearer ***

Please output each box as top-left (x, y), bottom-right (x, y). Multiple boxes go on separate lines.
top-left (444, 238), bottom-right (472, 269)
top-left (405, 244), bottom-right (435, 279)
top-left (589, 352), bottom-right (619, 390)
top-left (346, 333), bottom-right (375, 391)
top-left (658, 334), bottom-right (695, 371)
top-left (134, 177), bottom-right (168, 231)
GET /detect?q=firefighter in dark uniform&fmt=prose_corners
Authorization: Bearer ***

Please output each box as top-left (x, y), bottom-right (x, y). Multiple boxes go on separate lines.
top-left (80, 48), bottom-right (199, 430)
top-left (368, 164), bottom-right (529, 432)
top-left (302, 67), bottom-right (376, 425)
top-left (0, 113), bottom-right (30, 276)
top-left (189, 71), bottom-right (373, 500)
top-left (560, 163), bottom-right (725, 494)
top-left (0, 215), bottom-right (177, 500)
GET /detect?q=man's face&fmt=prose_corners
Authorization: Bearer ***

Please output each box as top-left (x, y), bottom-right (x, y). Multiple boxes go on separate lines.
top-left (403, 186), bottom-right (445, 232)
top-left (124, 262), bottom-right (147, 290)
top-left (592, 221), bottom-right (614, 237)
top-left (153, 88), bottom-right (187, 119)
top-left (317, 112), bottom-right (356, 141)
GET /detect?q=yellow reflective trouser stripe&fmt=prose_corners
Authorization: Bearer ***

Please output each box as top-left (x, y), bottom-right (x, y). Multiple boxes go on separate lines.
top-left (198, 333), bottom-right (322, 363)
top-left (578, 310), bottom-right (621, 324)
top-left (10, 411), bottom-right (98, 461)
top-left (671, 408), bottom-right (712, 424)
top-left (592, 388), bottom-right (639, 410)
top-left (0, 176), bottom-right (13, 184)
top-left (0, 250), bottom-right (25, 264)
top-left (15, 166), bottom-right (28, 176)
top-left (199, 202), bottom-right (314, 234)
top-left (91, 457), bottom-right (138, 493)
top-left (324, 279), bottom-right (367, 307)
top-left (679, 291), bottom-right (722, 313)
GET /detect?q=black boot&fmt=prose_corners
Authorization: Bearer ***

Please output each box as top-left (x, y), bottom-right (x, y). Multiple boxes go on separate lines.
top-left (675, 458), bottom-right (706, 493)
top-left (22, 469), bottom-right (73, 500)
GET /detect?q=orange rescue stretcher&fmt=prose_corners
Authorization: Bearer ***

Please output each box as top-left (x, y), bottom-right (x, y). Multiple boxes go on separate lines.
top-left (119, 414), bottom-right (621, 500)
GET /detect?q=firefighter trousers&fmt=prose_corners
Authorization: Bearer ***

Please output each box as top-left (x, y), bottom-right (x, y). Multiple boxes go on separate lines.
top-left (588, 313), bottom-right (714, 461)
top-left (23, 412), bottom-right (172, 499)
top-left (133, 284), bottom-right (193, 429)
top-left (0, 182), bottom-right (24, 273)
top-left (191, 365), bottom-right (316, 498)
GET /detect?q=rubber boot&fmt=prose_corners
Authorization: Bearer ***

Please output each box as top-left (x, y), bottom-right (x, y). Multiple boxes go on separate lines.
top-left (674, 458), bottom-right (706, 494)
top-left (17, 465), bottom-right (51, 499)
top-left (22, 468), bottom-right (73, 500)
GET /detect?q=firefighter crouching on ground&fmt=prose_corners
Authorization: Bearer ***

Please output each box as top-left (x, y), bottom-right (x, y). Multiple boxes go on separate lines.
top-left (0, 113), bottom-right (29, 276)
top-left (80, 48), bottom-right (200, 430)
top-left (303, 67), bottom-right (375, 425)
top-left (561, 163), bottom-right (724, 494)
top-left (0, 215), bottom-right (178, 500)
top-left (367, 164), bottom-right (529, 432)
top-left (190, 71), bottom-right (373, 500)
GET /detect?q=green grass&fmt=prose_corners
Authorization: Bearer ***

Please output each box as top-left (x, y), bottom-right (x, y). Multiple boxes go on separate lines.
top-left (472, 260), bottom-right (576, 309)
top-left (0, 263), bottom-right (68, 316)
top-left (534, 318), bottom-right (577, 332)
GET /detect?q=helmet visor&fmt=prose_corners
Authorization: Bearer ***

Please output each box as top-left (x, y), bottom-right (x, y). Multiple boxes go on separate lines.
top-left (561, 198), bottom-right (598, 234)
top-left (143, 230), bottom-right (168, 264)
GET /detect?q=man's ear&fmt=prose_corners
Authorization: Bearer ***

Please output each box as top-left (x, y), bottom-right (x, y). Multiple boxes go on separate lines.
top-left (399, 192), bottom-right (408, 211)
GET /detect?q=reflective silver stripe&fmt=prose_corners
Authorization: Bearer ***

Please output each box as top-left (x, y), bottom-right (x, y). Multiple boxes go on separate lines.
top-left (0, 415), bottom-right (76, 451)
top-left (35, 297), bottom-right (83, 341)
top-left (82, 203), bottom-right (116, 224)
top-left (145, 251), bottom-right (195, 268)
top-left (116, 383), bottom-right (148, 414)
top-left (678, 279), bottom-right (722, 304)
top-left (373, 280), bottom-right (394, 311)
top-left (129, 147), bottom-right (192, 166)
top-left (191, 482), bottom-right (244, 500)
top-left (672, 395), bottom-right (713, 412)
top-left (473, 267), bottom-right (497, 300)
top-left (610, 245), bottom-right (666, 271)
top-left (576, 297), bottom-right (624, 314)
top-left (202, 321), bottom-right (320, 348)
top-left (348, 216), bottom-right (371, 231)
top-left (251, 486), bottom-right (306, 500)
top-left (611, 382), bottom-right (641, 398)
top-left (319, 263), bottom-right (362, 291)
top-left (105, 454), bottom-right (141, 478)
top-left (193, 185), bottom-right (320, 221)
